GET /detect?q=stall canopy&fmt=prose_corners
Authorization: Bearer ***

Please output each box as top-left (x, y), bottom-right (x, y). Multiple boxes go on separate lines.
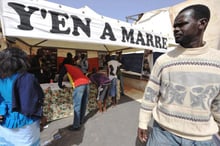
top-left (134, 7), bottom-right (174, 53)
top-left (0, 0), bottom-right (168, 53)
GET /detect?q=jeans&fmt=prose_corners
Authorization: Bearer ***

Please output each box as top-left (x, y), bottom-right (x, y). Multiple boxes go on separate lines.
top-left (118, 74), bottom-right (124, 94)
top-left (146, 122), bottom-right (216, 146)
top-left (109, 78), bottom-right (117, 97)
top-left (72, 84), bottom-right (89, 128)
top-left (97, 84), bottom-right (110, 101)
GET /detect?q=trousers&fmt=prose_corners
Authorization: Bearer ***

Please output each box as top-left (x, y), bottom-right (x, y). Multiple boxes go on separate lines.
top-left (146, 122), bottom-right (216, 146)
top-left (72, 84), bottom-right (89, 128)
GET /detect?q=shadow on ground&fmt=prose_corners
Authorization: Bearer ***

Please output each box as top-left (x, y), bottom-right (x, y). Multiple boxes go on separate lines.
top-left (45, 94), bottom-right (139, 146)
top-left (47, 125), bottom-right (85, 146)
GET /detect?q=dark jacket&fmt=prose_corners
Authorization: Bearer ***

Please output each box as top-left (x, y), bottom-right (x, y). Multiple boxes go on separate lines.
top-left (12, 72), bottom-right (45, 117)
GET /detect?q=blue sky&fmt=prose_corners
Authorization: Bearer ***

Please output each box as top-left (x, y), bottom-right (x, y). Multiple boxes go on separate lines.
top-left (48, 0), bottom-right (185, 21)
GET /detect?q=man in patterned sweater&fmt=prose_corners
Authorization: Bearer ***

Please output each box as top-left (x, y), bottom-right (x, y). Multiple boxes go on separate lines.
top-left (138, 4), bottom-right (220, 146)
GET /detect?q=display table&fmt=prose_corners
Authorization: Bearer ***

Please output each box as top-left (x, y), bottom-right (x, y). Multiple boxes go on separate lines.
top-left (41, 81), bottom-right (115, 122)
top-left (41, 82), bottom-right (73, 122)
top-left (87, 83), bottom-right (98, 112)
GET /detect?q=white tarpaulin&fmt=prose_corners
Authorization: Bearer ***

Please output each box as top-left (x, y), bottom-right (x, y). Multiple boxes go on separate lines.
top-left (0, 0), bottom-right (168, 52)
top-left (134, 8), bottom-right (174, 53)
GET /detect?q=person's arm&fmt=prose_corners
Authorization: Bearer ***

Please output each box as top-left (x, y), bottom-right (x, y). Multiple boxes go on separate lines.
top-left (107, 66), bottom-right (109, 76)
top-left (118, 61), bottom-right (122, 68)
top-left (12, 73), bottom-right (45, 117)
top-left (58, 65), bottom-right (67, 88)
top-left (0, 97), bottom-right (5, 123)
top-left (211, 93), bottom-right (220, 136)
top-left (89, 74), bottom-right (99, 87)
top-left (40, 116), bottom-right (47, 131)
top-left (138, 61), bottom-right (161, 142)
top-left (85, 60), bottom-right (88, 70)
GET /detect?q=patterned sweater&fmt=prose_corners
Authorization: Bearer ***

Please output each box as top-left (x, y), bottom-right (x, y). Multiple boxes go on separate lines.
top-left (139, 44), bottom-right (220, 141)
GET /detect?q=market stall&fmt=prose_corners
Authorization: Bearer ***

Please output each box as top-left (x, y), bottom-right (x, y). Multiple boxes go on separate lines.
top-left (0, 0), bottom-right (169, 122)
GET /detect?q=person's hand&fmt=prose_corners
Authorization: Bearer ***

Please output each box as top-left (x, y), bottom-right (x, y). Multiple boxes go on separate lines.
top-left (0, 115), bottom-right (4, 123)
top-left (59, 85), bottom-right (66, 89)
top-left (40, 116), bottom-right (47, 132)
top-left (137, 127), bottom-right (148, 143)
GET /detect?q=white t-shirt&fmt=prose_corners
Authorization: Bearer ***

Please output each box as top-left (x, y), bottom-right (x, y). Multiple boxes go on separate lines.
top-left (107, 60), bottom-right (121, 80)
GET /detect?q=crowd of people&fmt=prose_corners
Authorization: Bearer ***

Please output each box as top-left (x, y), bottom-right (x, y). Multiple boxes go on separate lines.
top-left (57, 52), bottom-right (123, 131)
top-left (0, 3), bottom-right (219, 146)
top-left (0, 46), bottom-right (124, 144)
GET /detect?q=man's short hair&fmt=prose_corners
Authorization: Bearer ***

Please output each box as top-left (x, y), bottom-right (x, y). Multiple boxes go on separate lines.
top-left (179, 4), bottom-right (210, 21)
top-left (67, 52), bottom-right (72, 58)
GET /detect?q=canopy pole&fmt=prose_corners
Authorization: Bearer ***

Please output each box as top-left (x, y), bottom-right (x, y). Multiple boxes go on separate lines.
top-left (104, 45), bottom-right (110, 53)
top-left (0, 33), bottom-right (7, 50)
top-left (33, 39), bottom-right (48, 46)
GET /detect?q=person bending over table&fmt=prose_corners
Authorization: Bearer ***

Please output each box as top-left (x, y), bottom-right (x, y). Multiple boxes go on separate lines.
top-left (58, 64), bottom-right (90, 131)
top-left (88, 68), bottom-right (111, 113)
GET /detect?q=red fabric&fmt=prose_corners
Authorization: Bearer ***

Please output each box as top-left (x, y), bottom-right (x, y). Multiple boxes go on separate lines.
top-left (64, 64), bottom-right (90, 87)
top-left (88, 58), bottom-right (99, 72)
top-left (57, 57), bottom-right (65, 72)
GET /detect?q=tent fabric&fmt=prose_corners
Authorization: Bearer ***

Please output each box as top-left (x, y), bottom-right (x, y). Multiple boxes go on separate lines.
top-left (134, 8), bottom-right (174, 53)
top-left (0, 0), bottom-right (168, 53)
top-left (169, 0), bottom-right (220, 50)
top-left (136, 0), bottom-right (220, 51)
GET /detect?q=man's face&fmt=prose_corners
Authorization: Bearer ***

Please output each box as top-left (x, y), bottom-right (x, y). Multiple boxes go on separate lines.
top-left (173, 9), bottom-right (200, 47)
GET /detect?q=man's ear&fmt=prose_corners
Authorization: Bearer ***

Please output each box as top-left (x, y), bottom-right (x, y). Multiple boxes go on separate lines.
top-left (198, 18), bottom-right (208, 30)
